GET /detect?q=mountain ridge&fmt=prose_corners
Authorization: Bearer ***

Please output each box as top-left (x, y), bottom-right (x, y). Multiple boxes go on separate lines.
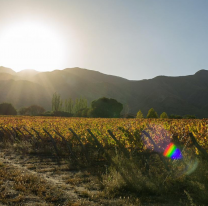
top-left (0, 66), bottom-right (208, 118)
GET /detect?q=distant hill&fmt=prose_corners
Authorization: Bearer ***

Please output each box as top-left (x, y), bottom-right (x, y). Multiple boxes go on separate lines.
top-left (0, 67), bottom-right (208, 118)
top-left (0, 66), bottom-right (16, 75)
top-left (17, 69), bottom-right (39, 79)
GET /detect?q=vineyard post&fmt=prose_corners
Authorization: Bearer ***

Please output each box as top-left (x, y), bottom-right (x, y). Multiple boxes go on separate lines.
top-left (0, 129), bottom-right (3, 141)
top-left (86, 129), bottom-right (136, 186)
top-left (107, 130), bottom-right (130, 158)
top-left (0, 127), bottom-right (8, 142)
top-left (118, 127), bottom-right (144, 153)
top-left (15, 127), bottom-right (27, 140)
top-left (43, 128), bottom-right (60, 158)
top-left (23, 127), bottom-right (37, 143)
top-left (68, 128), bottom-right (89, 162)
top-left (6, 127), bottom-right (16, 141)
top-left (54, 129), bottom-right (76, 159)
top-left (87, 129), bottom-right (105, 158)
top-left (1, 126), bottom-right (14, 143)
top-left (87, 129), bottom-right (104, 149)
top-left (31, 128), bottom-right (43, 141)
top-left (163, 135), bottom-right (192, 185)
top-left (189, 132), bottom-right (208, 159)
top-left (142, 130), bottom-right (170, 171)
top-left (11, 127), bottom-right (22, 143)
top-left (11, 127), bottom-right (20, 140)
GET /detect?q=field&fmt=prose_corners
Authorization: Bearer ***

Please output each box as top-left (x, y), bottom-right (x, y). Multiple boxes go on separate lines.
top-left (0, 116), bottom-right (208, 205)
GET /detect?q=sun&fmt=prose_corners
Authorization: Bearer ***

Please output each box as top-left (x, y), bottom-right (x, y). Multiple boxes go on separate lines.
top-left (0, 21), bottom-right (67, 72)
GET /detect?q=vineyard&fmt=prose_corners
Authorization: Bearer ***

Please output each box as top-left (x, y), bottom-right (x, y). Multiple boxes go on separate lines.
top-left (0, 116), bottom-right (208, 205)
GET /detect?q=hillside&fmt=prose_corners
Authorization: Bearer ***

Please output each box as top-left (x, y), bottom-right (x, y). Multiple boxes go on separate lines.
top-left (0, 67), bottom-right (208, 118)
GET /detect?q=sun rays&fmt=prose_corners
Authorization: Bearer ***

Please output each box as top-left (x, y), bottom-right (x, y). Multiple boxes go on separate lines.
top-left (0, 21), bottom-right (67, 72)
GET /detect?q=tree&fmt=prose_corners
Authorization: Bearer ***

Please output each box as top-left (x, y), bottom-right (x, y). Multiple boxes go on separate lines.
top-left (146, 108), bottom-right (158, 118)
top-left (27, 105), bottom-right (45, 116)
top-left (64, 98), bottom-right (73, 113)
top-left (183, 114), bottom-right (196, 119)
top-left (136, 110), bottom-right (144, 118)
top-left (160, 112), bottom-right (168, 119)
top-left (52, 93), bottom-right (88, 115)
top-left (90, 97), bottom-right (123, 118)
top-left (75, 108), bottom-right (90, 117)
top-left (0, 103), bottom-right (17, 115)
top-left (73, 97), bottom-right (88, 114)
top-left (169, 114), bottom-right (182, 119)
top-left (52, 92), bottom-right (63, 112)
top-left (19, 107), bottom-right (28, 115)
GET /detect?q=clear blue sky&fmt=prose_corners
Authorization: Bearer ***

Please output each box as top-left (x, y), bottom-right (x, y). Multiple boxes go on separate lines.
top-left (0, 0), bottom-right (208, 80)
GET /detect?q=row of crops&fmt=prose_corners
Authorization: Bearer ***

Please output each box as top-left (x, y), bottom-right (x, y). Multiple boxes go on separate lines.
top-left (0, 116), bottom-right (207, 156)
top-left (1, 116), bottom-right (208, 205)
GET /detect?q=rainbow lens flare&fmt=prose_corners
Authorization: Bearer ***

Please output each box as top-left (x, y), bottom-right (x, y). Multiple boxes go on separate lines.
top-left (163, 143), bottom-right (182, 159)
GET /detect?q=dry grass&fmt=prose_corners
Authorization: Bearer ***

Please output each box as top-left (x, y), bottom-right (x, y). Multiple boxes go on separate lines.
top-left (1, 130), bottom-right (208, 205)
top-left (0, 165), bottom-right (73, 205)
top-left (101, 152), bottom-right (208, 205)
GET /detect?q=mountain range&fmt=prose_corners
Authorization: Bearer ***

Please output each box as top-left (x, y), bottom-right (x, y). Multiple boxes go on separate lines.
top-left (0, 66), bottom-right (208, 118)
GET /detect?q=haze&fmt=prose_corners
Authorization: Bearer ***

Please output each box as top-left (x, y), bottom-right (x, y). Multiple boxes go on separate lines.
top-left (0, 0), bottom-right (208, 80)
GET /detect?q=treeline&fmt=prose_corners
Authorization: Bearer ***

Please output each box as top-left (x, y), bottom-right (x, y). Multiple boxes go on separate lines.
top-left (51, 93), bottom-right (88, 117)
top-left (0, 96), bottom-right (197, 119)
top-left (50, 93), bottom-right (123, 118)
top-left (0, 93), bottom-right (123, 118)
top-left (136, 108), bottom-right (196, 119)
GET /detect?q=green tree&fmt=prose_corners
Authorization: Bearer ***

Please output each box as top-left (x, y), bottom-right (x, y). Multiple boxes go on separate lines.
top-left (19, 107), bottom-right (28, 115)
top-left (183, 114), bottom-right (196, 119)
top-left (160, 112), bottom-right (168, 119)
top-left (136, 110), bottom-right (144, 118)
top-left (169, 114), bottom-right (182, 119)
top-left (146, 108), bottom-right (158, 118)
top-left (64, 98), bottom-right (74, 113)
top-left (52, 92), bottom-right (63, 112)
top-left (90, 97), bottom-right (123, 118)
top-left (27, 105), bottom-right (45, 116)
top-left (73, 97), bottom-right (88, 114)
top-left (0, 103), bottom-right (17, 115)
top-left (75, 108), bottom-right (90, 117)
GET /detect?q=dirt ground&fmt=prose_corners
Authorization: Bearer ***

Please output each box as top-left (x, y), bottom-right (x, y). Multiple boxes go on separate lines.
top-left (0, 144), bottom-right (194, 206)
top-left (0, 147), bottom-right (146, 206)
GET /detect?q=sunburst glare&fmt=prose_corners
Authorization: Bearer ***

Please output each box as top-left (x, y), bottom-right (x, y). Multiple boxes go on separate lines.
top-left (0, 21), bottom-right (67, 72)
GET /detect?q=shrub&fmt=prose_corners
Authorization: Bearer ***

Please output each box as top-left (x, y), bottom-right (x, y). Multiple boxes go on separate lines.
top-left (91, 97), bottom-right (123, 118)
top-left (18, 107), bottom-right (28, 115)
top-left (26, 105), bottom-right (45, 116)
top-left (136, 110), bottom-right (144, 118)
top-left (42, 111), bottom-right (54, 116)
top-left (183, 115), bottom-right (196, 119)
top-left (169, 114), bottom-right (182, 119)
top-left (146, 108), bottom-right (158, 118)
top-left (75, 108), bottom-right (90, 117)
top-left (18, 105), bottom-right (45, 116)
top-left (160, 112), bottom-right (168, 118)
top-left (0, 103), bottom-right (17, 115)
top-left (53, 111), bottom-right (73, 117)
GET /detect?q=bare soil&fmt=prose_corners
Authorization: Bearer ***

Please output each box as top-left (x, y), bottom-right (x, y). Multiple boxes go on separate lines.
top-left (0, 147), bottom-right (143, 206)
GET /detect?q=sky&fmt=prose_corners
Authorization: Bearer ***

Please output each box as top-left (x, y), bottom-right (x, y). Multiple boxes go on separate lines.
top-left (0, 0), bottom-right (208, 80)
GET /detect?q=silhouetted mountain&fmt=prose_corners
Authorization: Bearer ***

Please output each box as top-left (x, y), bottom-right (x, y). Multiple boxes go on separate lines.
top-left (0, 73), bottom-right (17, 81)
top-left (0, 67), bottom-right (208, 118)
top-left (0, 66), bottom-right (16, 75)
top-left (17, 69), bottom-right (39, 79)
top-left (0, 79), bottom-right (51, 109)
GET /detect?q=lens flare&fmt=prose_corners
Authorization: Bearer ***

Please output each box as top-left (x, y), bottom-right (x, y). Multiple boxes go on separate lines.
top-left (142, 124), bottom-right (198, 176)
top-left (163, 143), bottom-right (182, 159)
